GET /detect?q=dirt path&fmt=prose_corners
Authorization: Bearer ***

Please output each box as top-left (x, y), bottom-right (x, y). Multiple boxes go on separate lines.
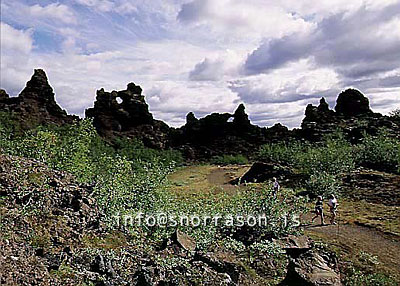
top-left (171, 164), bottom-right (400, 275)
top-left (207, 165), bottom-right (400, 276)
top-left (304, 222), bottom-right (400, 274)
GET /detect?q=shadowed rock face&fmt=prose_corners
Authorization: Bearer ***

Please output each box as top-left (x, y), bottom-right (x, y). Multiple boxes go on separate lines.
top-left (335, 89), bottom-right (373, 117)
top-left (85, 83), bottom-right (171, 149)
top-left (0, 69), bottom-right (77, 128)
top-left (172, 104), bottom-right (295, 159)
top-left (301, 89), bottom-right (399, 142)
top-left (2, 70), bottom-right (399, 158)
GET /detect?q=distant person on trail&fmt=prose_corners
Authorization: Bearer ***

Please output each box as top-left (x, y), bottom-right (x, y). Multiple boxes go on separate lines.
top-left (272, 177), bottom-right (280, 198)
top-left (328, 194), bottom-right (338, 225)
top-left (312, 196), bottom-right (325, 225)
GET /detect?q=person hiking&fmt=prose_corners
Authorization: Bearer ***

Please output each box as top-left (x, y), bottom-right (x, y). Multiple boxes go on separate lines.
top-left (312, 196), bottom-right (325, 225)
top-left (328, 194), bottom-right (338, 225)
top-left (272, 177), bottom-right (280, 198)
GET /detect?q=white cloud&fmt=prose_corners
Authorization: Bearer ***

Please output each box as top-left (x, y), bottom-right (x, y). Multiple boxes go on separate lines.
top-left (0, 23), bottom-right (34, 93)
top-left (1, 0), bottom-right (400, 130)
top-left (178, 0), bottom-right (313, 43)
top-left (29, 3), bottom-right (77, 25)
top-left (189, 50), bottom-right (245, 81)
top-left (114, 2), bottom-right (138, 15)
top-left (75, 0), bottom-right (115, 12)
top-left (230, 59), bottom-right (340, 104)
top-left (0, 22), bottom-right (33, 54)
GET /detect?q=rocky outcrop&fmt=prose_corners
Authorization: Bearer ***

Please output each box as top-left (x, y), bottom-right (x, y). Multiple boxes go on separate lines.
top-left (301, 89), bottom-right (399, 142)
top-left (335, 89), bottom-right (373, 117)
top-left (284, 250), bottom-right (342, 286)
top-left (85, 84), bottom-right (171, 149)
top-left (3, 70), bottom-right (399, 158)
top-left (172, 104), bottom-right (295, 159)
top-left (0, 69), bottom-right (77, 129)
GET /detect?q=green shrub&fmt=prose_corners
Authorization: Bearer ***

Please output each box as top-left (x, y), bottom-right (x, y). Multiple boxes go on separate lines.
top-left (210, 154), bottom-right (249, 165)
top-left (306, 171), bottom-right (340, 197)
top-left (355, 130), bottom-right (399, 173)
top-left (257, 141), bottom-right (305, 166)
top-left (301, 135), bottom-right (355, 176)
top-left (0, 118), bottom-right (172, 221)
top-left (344, 268), bottom-right (397, 286)
top-left (114, 137), bottom-right (183, 167)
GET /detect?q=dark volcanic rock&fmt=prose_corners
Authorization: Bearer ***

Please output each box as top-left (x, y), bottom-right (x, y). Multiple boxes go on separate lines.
top-left (3, 69), bottom-right (399, 159)
top-left (233, 103), bottom-right (251, 129)
top-left (301, 89), bottom-right (399, 142)
top-left (85, 84), bottom-right (171, 149)
top-left (280, 236), bottom-right (342, 286)
top-left (0, 89), bottom-right (9, 101)
top-left (234, 162), bottom-right (306, 187)
top-left (0, 69), bottom-right (77, 129)
top-left (173, 104), bottom-right (295, 159)
top-left (335, 89), bottom-right (373, 117)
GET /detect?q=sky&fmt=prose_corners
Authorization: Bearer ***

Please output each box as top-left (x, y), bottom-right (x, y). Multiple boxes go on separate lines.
top-left (1, 0), bottom-right (400, 128)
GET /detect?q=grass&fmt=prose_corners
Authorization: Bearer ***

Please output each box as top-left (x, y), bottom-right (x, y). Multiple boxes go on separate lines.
top-left (167, 164), bottom-right (248, 196)
top-left (167, 165), bottom-right (217, 195)
top-left (82, 231), bottom-right (128, 250)
top-left (338, 199), bottom-right (400, 236)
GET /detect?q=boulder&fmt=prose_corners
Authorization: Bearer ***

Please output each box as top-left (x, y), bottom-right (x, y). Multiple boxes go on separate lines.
top-left (283, 250), bottom-right (342, 286)
top-left (234, 162), bottom-right (305, 187)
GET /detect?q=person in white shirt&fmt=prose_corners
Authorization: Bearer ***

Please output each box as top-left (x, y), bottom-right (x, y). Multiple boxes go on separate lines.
top-left (272, 177), bottom-right (280, 199)
top-left (327, 194), bottom-right (338, 225)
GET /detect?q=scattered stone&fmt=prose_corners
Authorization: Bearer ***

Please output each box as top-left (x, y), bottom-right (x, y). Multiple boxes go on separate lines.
top-left (174, 229), bottom-right (196, 252)
top-left (283, 250), bottom-right (342, 286)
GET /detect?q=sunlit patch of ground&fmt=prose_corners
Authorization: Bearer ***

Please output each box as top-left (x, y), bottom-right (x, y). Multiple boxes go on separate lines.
top-left (167, 164), bottom-right (249, 196)
top-left (168, 164), bottom-right (400, 283)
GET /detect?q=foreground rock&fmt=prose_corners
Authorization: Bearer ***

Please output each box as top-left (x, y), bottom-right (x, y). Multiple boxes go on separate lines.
top-left (0, 155), bottom-right (254, 285)
top-left (279, 236), bottom-right (342, 286)
top-left (284, 251), bottom-right (342, 286)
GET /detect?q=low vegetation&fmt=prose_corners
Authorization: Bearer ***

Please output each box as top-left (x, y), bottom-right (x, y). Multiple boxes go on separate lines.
top-left (258, 131), bottom-right (400, 196)
top-left (0, 112), bottom-right (306, 284)
top-left (1, 110), bottom-right (399, 285)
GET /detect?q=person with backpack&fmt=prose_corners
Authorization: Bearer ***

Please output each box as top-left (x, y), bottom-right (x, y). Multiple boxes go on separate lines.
top-left (327, 194), bottom-right (338, 225)
top-left (312, 196), bottom-right (325, 225)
